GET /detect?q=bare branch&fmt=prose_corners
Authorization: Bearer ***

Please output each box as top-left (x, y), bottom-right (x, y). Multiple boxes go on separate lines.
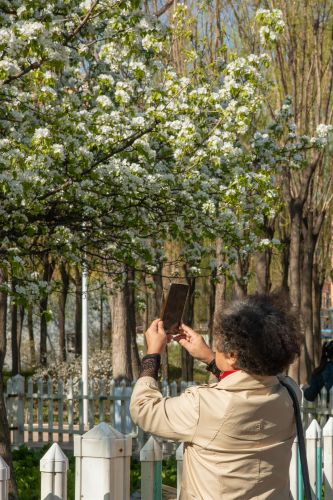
top-left (156, 0), bottom-right (174, 18)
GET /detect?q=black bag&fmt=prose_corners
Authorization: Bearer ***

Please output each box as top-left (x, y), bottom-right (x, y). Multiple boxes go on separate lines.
top-left (278, 376), bottom-right (312, 500)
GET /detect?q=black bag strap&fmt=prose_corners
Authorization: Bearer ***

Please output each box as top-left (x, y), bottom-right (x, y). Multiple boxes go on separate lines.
top-left (278, 376), bottom-right (312, 500)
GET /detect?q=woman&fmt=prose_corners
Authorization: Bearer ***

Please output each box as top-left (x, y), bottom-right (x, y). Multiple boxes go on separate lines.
top-left (130, 293), bottom-right (301, 499)
top-left (303, 340), bottom-right (333, 402)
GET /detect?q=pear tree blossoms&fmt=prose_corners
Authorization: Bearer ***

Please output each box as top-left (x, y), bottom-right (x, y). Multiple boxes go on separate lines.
top-left (0, 1), bottom-right (270, 284)
top-left (1, 1), bottom-right (328, 296)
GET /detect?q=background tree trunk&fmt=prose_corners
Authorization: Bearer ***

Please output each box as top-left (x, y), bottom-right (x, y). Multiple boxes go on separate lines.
top-left (74, 266), bottom-right (82, 357)
top-left (153, 266), bottom-right (168, 380)
top-left (17, 305), bottom-right (24, 373)
top-left (233, 253), bottom-right (249, 299)
top-left (126, 267), bottom-right (141, 380)
top-left (11, 279), bottom-right (18, 376)
top-left (181, 271), bottom-right (195, 381)
top-left (313, 261), bottom-right (325, 367)
top-left (0, 268), bottom-right (18, 499)
top-left (27, 305), bottom-right (36, 367)
top-left (39, 254), bottom-right (54, 366)
top-left (212, 238), bottom-right (226, 345)
top-left (300, 226), bottom-right (316, 382)
top-left (288, 200), bottom-right (303, 381)
top-left (107, 271), bottom-right (133, 382)
top-left (59, 262), bottom-right (69, 362)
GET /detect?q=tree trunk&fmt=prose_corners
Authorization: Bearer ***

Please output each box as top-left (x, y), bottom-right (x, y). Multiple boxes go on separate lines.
top-left (208, 272), bottom-right (216, 348)
top-left (181, 272), bottom-right (195, 382)
top-left (233, 253), bottom-right (249, 299)
top-left (107, 271), bottom-right (132, 382)
top-left (280, 236), bottom-right (290, 292)
top-left (27, 305), bottom-right (36, 367)
top-left (39, 254), bottom-right (54, 366)
top-left (313, 261), bottom-right (324, 366)
top-left (74, 266), bottom-right (82, 357)
top-left (255, 250), bottom-right (272, 294)
top-left (0, 268), bottom-right (18, 499)
top-left (11, 279), bottom-right (18, 376)
top-left (300, 221), bottom-right (316, 383)
top-left (288, 200), bottom-right (303, 381)
top-left (17, 305), bottom-right (24, 372)
top-left (99, 285), bottom-right (104, 351)
top-left (153, 266), bottom-right (168, 380)
top-left (212, 239), bottom-right (226, 347)
top-left (126, 267), bottom-right (141, 380)
top-left (59, 262), bottom-right (69, 362)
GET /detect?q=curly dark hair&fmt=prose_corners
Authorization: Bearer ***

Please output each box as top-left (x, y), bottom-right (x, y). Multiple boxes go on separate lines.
top-left (215, 293), bottom-right (301, 376)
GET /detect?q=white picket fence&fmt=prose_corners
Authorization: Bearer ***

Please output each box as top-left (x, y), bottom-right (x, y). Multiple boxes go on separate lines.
top-left (4, 374), bottom-right (333, 450)
top-left (0, 418), bottom-right (333, 499)
top-left (2, 376), bottom-right (333, 498)
top-left (4, 375), bottom-right (194, 449)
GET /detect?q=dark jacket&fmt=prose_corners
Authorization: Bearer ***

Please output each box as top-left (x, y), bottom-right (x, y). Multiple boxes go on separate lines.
top-left (303, 361), bottom-right (333, 401)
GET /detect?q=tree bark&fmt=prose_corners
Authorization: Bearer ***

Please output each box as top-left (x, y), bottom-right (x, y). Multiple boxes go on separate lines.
top-left (59, 262), bottom-right (69, 362)
top-left (27, 305), bottom-right (36, 367)
top-left (39, 254), bottom-right (54, 366)
top-left (17, 305), bottom-right (24, 372)
top-left (11, 279), bottom-right (18, 376)
top-left (280, 235), bottom-right (290, 293)
top-left (300, 214), bottom-right (317, 382)
top-left (212, 238), bottom-right (226, 347)
top-left (255, 251), bottom-right (272, 294)
top-left (313, 261), bottom-right (325, 366)
top-left (0, 268), bottom-right (18, 499)
top-left (126, 267), bottom-right (141, 380)
top-left (208, 271), bottom-right (216, 349)
top-left (107, 270), bottom-right (132, 382)
top-left (233, 253), bottom-right (249, 299)
top-left (287, 200), bottom-right (303, 381)
top-left (74, 266), bottom-right (82, 357)
top-left (152, 266), bottom-right (168, 380)
top-left (181, 271), bottom-right (195, 382)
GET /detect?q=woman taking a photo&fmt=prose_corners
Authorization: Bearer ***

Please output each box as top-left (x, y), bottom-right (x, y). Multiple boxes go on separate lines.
top-left (130, 293), bottom-right (301, 500)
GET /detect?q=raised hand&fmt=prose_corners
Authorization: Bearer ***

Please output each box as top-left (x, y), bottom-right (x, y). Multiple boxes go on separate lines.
top-left (174, 324), bottom-right (215, 364)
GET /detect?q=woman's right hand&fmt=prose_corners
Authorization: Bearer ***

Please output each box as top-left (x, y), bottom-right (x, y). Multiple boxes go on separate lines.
top-left (174, 324), bottom-right (215, 365)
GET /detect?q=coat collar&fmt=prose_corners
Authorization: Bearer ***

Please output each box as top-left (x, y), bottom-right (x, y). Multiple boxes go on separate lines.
top-left (213, 370), bottom-right (279, 391)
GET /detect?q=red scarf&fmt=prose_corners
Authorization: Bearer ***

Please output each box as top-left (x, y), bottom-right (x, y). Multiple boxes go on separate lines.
top-left (219, 369), bottom-right (239, 380)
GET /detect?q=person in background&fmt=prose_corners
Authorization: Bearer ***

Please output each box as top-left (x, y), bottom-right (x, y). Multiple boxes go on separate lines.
top-left (303, 340), bottom-right (333, 402)
top-left (130, 293), bottom-right (301, 500)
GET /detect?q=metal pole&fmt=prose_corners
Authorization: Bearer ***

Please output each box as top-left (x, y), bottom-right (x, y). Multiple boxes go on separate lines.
top-left (82, 264), bottom-right (88, 427)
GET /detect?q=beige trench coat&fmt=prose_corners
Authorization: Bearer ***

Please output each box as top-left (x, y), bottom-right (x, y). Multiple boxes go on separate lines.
top-left (130, 370), bottom-right (300, 500)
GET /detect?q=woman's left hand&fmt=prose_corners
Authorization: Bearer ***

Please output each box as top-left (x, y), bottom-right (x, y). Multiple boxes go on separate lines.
top-left (145, 319), bottom-right (171, 354)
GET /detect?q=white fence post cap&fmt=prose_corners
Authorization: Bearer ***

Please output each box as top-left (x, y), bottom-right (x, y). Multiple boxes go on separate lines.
top-left (83, 421), bottom-right (123, 440)
top-left (140, 436), bottom-right (163, 462)
top-left (176, 442), bottom-right (184, 460)
top-left (40, 443), bottom-right (69, 473)
top-left (323, 416), bottom-right (333, 437)
top-left (306, 419), bottom-right (322, 439)
top-left (0, 457), bottom-right (10, 481)
top-left (74, 422), bottom-right (132, 459)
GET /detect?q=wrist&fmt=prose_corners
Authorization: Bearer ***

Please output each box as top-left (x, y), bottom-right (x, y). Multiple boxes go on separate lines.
top-left (146, 349), bottom-right (162, 355)
top-left (201, 351), bottom-right (215, 365)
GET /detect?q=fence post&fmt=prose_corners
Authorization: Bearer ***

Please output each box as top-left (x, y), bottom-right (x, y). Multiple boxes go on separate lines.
top-left (140, 436), bottom-right (162, 500)
top-left (306, 419), bottom-right (322, 500)
top-left (11, 374), bottom-right (25, 446)
top-left (40, 443), bottom-right (68, 500)
top-left (176, 442), bottom-right (183, 500)
top-left (74, 421), bottom-right (132, 500)
top-left (114, 380), bottom-right (132, 434)
top-left (323, 416), bottom-right (333, 499)
top-left (0, 457), bottom-right (9, 500)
